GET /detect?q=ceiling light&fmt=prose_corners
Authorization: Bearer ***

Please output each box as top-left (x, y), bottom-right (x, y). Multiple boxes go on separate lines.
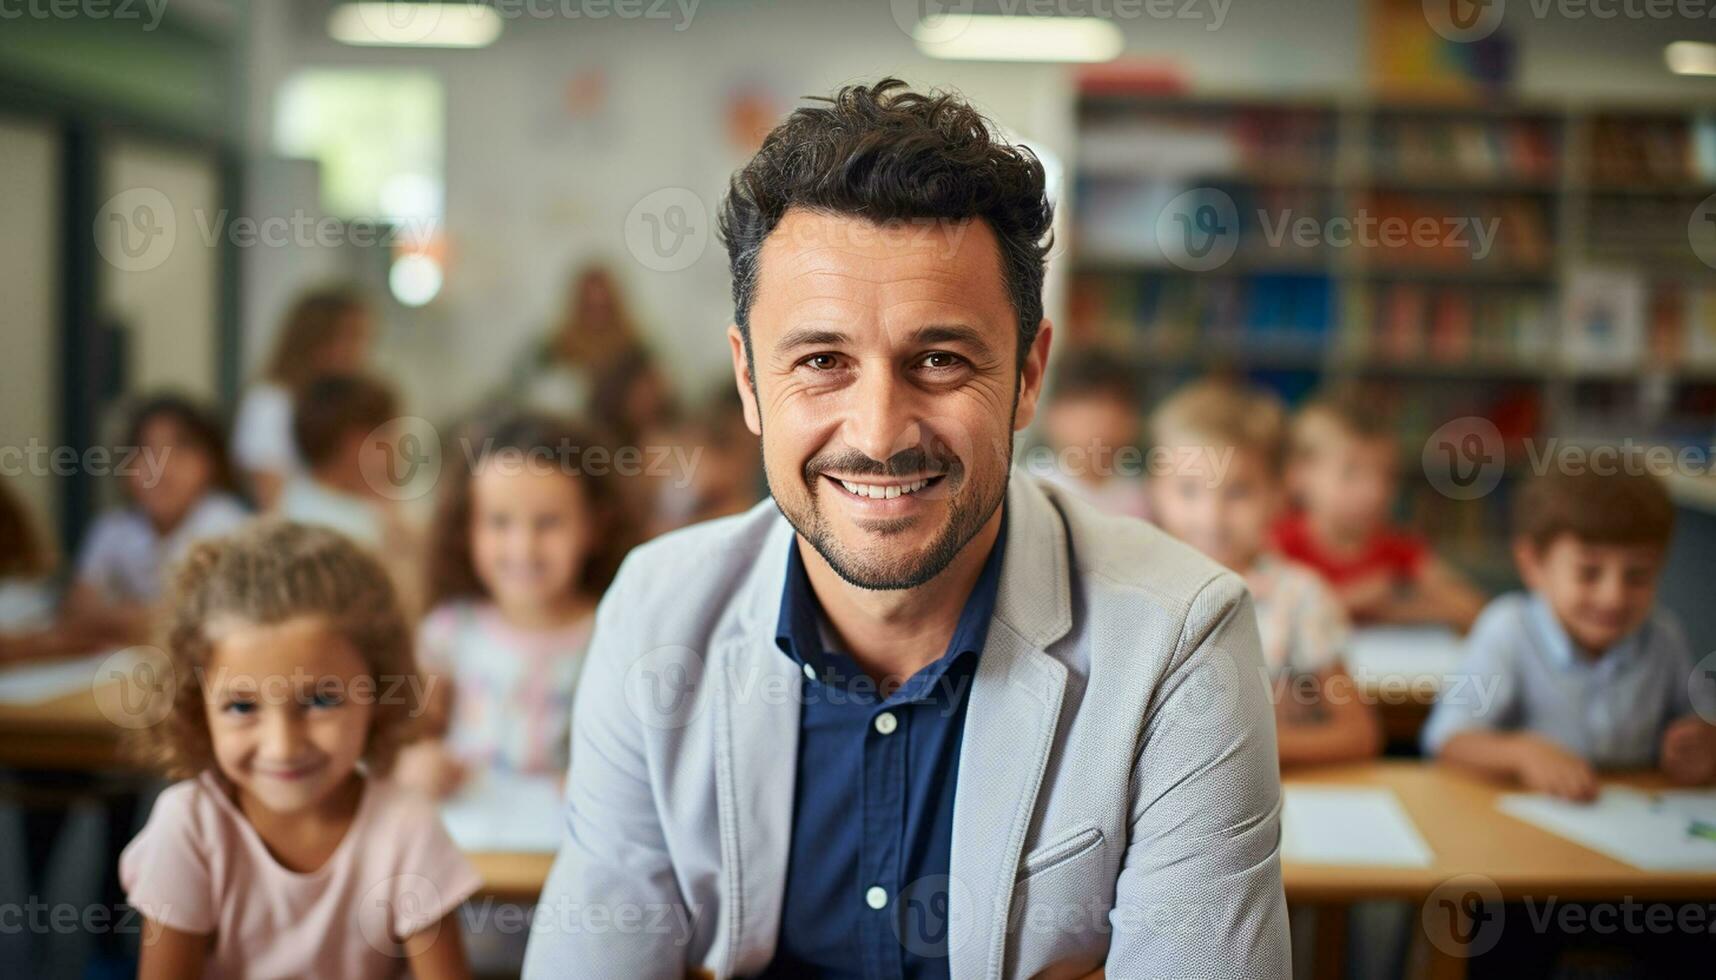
top-left (913, 15), bottom-right (1124, 63)
top-left (1666, 41), bottom-right (1716, 77)
top-left (329, 2), bottom-right (502, 48)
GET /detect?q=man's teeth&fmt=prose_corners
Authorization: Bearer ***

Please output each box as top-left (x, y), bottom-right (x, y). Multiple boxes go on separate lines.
top-left (838, 477), bottom-right (930, 499)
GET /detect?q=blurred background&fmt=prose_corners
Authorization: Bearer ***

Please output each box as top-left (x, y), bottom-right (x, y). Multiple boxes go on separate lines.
top-left (4, 0), bottom-right (1716, 976)
top-left (3, 0), bottom-right (1715, 614)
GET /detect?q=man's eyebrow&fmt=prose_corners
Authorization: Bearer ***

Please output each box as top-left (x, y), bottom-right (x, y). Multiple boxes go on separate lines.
top-left (775, 328), bottom-right (850, 351)
top-left (911, 324), bottom-right (994, 353)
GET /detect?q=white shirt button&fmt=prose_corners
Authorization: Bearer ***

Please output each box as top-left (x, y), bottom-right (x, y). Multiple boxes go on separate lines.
top-left (865, 886), bottom-right (888, 910)
top-left (873, 711), bottom-right (898, 735)
top-left (803, 662), bottom-right (817, 681)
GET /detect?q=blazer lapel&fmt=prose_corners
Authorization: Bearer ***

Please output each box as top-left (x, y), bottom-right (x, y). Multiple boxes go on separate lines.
top-left (949, 474), bottom-right (1074, 979)
top-left (713, 516), bottom-right (802, 978)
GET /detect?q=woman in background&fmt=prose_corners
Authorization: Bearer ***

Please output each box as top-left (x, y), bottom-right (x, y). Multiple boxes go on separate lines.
top-left (231, 286), bottom-right (374, 510)
top-left (507, 263), bottom-right (657, 419)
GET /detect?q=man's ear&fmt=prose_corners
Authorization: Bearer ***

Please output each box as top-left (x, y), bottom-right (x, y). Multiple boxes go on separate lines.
top-left (1512, 535), bottom-right (1543, 592)
top-left (1011, 319), bottom-right (1054, 433)
top-left (728, 324), bottom-right (762, 436)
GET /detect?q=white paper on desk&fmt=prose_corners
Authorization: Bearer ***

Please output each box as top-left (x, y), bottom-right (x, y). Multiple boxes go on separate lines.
top-left (1281, 787), bottom-right (1435, 867)
top-left (0, 648), bottom-right (136, 705)
top-left (1498, 787), bottom-right (1716, 870)
top-left (438, 769), bottom-right (565, 853)
top-left (1344, 627), bottom-right (1465, 690)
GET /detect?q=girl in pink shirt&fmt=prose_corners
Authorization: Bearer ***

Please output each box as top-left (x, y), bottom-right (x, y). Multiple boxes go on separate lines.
top-left (122, 520), bottom-right (480, 980)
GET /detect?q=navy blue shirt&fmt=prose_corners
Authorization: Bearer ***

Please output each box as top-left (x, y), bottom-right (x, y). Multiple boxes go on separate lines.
top-left (757, 518), bottom-right (1008, 980)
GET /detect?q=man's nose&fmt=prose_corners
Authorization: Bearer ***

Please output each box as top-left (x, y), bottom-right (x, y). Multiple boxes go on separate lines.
top-left (843, 369), bottom-right (921, 467)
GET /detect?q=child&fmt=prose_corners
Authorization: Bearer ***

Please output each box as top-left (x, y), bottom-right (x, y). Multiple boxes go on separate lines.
top-left (122, 521), bottom-right (479, 979)
top-left (397, 413), bottom-right (628, 799)
top-left (1036, 347), bottom-right (1151, 521)
top-left (0, 476), bottom-right (56, 647)
top-left (1277, 389), bottom-right (1485, 630)
top-left (1149, 379), bottom-right (1381, 767)
top-left (66, 394), bottom-right (250, 646)
top-left (1424, 468), bottom-right (1716, 800)
top-left (232, 286), bottom-right (374, 509)
top-left (278, 373), bottom-right (407, 550)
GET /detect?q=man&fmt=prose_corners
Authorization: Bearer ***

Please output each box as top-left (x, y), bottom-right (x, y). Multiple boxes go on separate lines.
top-left (525, 79), bottom-right (1288, 979)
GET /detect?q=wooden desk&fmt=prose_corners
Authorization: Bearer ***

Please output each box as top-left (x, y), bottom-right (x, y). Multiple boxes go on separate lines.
top-left (0, 678), bottom-right (134, 771)
top-left (1285, 761), bottom-right (1716, 980)
top-left (467, 850), bottom-right (556, 902)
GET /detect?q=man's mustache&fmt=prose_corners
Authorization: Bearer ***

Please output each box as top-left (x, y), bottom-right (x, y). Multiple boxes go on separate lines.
top-left (804, 445), bottom-right (960, 481)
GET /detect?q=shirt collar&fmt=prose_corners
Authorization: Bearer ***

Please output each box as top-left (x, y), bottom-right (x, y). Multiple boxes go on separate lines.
top-left (774, 508), bottom-right (1010, 697)
top-left (1527, 591), bottom-right (1647, 670)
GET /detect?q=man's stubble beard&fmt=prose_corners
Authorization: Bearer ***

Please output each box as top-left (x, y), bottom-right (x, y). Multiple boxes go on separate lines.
top-left (756, 384), bottom-right (1018, 592)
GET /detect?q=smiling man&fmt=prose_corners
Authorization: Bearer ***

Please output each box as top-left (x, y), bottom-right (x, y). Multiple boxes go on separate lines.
top-left (524, 79), bottom-right (1288, 979)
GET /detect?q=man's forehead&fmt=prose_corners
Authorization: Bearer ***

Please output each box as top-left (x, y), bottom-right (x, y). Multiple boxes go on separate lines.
top-left (751, 209), bottom-right (1012, 327)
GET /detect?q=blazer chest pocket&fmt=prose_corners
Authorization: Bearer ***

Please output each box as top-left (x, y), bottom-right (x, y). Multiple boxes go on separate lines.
top-left (1017, 826), bottom-right (1105, 884)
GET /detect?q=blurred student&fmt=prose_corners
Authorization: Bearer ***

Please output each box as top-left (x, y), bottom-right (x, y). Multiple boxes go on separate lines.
top-left (1149, 380), bottom-right (1381, 767)
top-left (1276, 390), bottom-right (1485, 630)
top-left (1037, 347), bottom-right (1151, 521)
top-left (65, 394), bottom-right (249, 646)
top-left (650, 388), bottom-right (762, 535)
top-left (1424, 468), bottom-right (1716, 800)
top-left (278, 373), bottom-right (405, 552)
top-left (508, 263), bottom-right (654, 418)
top-left (232, 286), bottom-right (374, 509)
top-left (123, 521), bottom-right (477, 979)
top-left (0, 477), bottom-right (56, 653)
top-left (398, 414), bottom-right (629, 799)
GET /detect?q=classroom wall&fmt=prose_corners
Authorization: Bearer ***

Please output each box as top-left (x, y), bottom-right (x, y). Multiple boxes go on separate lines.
top-left (0, 116), bottom-right (63, 550)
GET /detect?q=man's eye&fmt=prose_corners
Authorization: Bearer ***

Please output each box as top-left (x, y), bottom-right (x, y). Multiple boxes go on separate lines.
top-left (921, 351), bottom-right (961, 369)
top-left (805, 354), bottom-right (840, 371)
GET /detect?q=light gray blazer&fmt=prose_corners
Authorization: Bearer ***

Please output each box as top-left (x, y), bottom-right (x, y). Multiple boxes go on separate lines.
top-left (524, 472), bottom-right (1289, 979)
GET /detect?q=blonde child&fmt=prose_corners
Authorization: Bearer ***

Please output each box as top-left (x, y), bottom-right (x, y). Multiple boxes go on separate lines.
top-left (1149, 379), bottom-right (1381, 767)
top-left (232, 286), bottom-right (374, 510)
top-left (397, 413), bottom-right (630, 798)
top-left (1277, 389), bottom-right (1485, 630)
top-left (1426, 468), bottom-right (1716, 800)
top-left (122, 521), bottom-right (478, 979)
top-left (66, 394), bottom-right (250, 647)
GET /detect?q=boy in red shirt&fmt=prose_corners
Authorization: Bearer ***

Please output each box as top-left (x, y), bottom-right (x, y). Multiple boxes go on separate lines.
top-left (1277, 390), bottom-right (1486, 630)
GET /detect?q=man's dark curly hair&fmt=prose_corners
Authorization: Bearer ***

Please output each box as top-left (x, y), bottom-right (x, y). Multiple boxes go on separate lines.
top-left (718, 78), bottom-right (1054, 371)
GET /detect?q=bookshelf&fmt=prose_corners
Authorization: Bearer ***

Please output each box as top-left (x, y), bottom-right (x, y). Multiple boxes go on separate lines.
top-left (1069, 92), bottom-right (1716, 588)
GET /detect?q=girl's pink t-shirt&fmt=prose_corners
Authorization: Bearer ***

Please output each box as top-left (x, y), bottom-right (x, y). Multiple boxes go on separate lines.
top-left (121, 770), bottom-right (482, 979)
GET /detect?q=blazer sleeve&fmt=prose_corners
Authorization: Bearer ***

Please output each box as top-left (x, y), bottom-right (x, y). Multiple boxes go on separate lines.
top-left (1106, 573), bottom-right (1291, 979)
top-left (522, 569), bottom-right (692, 980)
